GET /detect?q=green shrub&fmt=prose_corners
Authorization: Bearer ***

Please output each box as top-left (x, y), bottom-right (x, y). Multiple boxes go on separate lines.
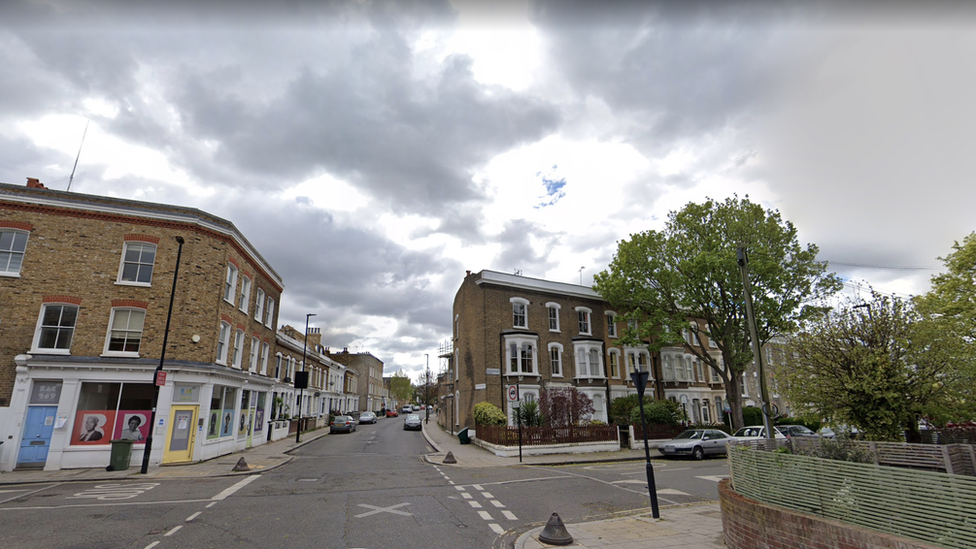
top-left (610, 394), bottom-right (654, 425)
top-left (793, 436), bottom-right (877, 464)
top-left (742, 406), bottom-right (764, 426)
top-left (514, 401), bottom-right (543, 427)
top-left (473, 402), bottom-right (507, 426)
top-left (630, 399), bottom-right (684, 426)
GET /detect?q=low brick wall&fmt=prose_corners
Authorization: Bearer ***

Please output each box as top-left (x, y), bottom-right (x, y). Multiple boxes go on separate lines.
top-left (718, 479), bottom-right (943, 549)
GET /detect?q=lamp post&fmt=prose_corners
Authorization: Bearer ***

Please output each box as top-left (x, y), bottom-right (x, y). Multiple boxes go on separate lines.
top-left (141, 236), bottom-right (184, 475)
top-left (424, 353), bottom-right (430, 424)
top-left (737, 247), bottom-right (775, 441)
top-left (630, 369), bottom-right (660, 518)
top-left (297, 313), bottom-right (315, 443)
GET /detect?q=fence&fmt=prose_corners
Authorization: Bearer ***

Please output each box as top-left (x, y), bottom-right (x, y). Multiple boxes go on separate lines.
top-left (728, 444), bottom-right (976, 549)
top-left (790, 437), bottom-right (976, 476)
top-left (477, 424), bottom-right (618, 447)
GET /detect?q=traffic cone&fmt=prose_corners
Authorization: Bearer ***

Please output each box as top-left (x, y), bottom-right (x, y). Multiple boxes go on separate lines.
top-left (538, 512), bottom-right (573, 545)
top-left (443, 451), bottom-right (457, 464)
top-left (232, 458), bottom-right (250, 472)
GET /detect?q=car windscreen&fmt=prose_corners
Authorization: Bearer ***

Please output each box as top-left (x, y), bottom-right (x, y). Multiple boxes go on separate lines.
top-left (673, 430), bottom-right (702, 439)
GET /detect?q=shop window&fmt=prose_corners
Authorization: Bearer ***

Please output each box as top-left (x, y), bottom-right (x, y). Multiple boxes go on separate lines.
top-left (72, 382), bottom-right (152, 446)
top-left (207, 385), bottom-right (238, 439)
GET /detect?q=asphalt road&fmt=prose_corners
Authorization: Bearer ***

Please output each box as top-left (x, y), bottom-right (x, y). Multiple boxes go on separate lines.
top-left (0, 418), bottom-right (729, 549)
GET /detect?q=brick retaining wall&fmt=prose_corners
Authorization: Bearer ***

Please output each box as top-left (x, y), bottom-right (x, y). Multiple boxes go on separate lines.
top-left (718, 478), bottom-right (943, 549)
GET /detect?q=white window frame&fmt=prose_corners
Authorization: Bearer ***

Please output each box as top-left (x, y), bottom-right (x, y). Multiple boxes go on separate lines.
top-left (116, 241), bottom-right (156, 286)
top-left (31, 303), bottom-right (79, 355)
top-left (260, 342), bottom-right (270, 375)
top-left (224, 264), bottom-right (238, 303)
top-left (239, 275), bottom-right (251, 313)
top-left (0, 228), bottom-right (29, 277)
top-left (504, 335), bottom-right (539, 376)
top-left (249, 336), bottom-right (260, 371)
top-left (217, 322), bottom-right (231, 365)
top-left (685, 357), bottom-right (694, 381)
top-left (606, 311), bottom-right (617, 338)
top-left (548, 343), bottom-right (563, 377)
top-left (511, 297), bottom-right (529, 329)
top-left (575, 306), bottom-right (592, 335)
top-left (573, 342), bottom-right (604, 379)
top-left (546, 302), bottom-right (561, 332)
top-left (102, 307), bottom-right (146, 357)
top-left (274, 352), bottom-right (283, 378)
top-left (265, 297), bottom-right (275, 328)
top-left (741, 372), bottom-right (749, 397)
top-left (232, 329), bottom-right (245, 369)
top-left (663, 355), bottom-right (674, 380)
top-left (608, 349), bottom-right (621, 379)
top-left (254, 288), bottom-right (265, 321)
top-left (696, 360), bottom-right (705, 383)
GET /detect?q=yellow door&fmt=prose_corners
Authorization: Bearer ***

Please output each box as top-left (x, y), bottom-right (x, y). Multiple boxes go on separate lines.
top-left (163, 406), bottom-right (197, 464)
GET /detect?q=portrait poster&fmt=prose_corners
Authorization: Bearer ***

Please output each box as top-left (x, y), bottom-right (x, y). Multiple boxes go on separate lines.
top-left (72, 411), bottom-right (116, 445)
top-left (254, 409), bottom-right (264, 432)
top-left (113, 411), bottom-right (150, 443)
top-left (238, 410), bottom-right (248, 436)
top-left (221, 408), bottom-right (234, 437)
top-left (207, 410), bottom-right (220, 439)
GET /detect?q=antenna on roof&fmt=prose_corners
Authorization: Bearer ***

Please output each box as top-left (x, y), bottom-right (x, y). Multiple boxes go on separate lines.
top-left (66, 119), bottom-right (89, 192)
top-left (514, 269), bottom-right (522, 276)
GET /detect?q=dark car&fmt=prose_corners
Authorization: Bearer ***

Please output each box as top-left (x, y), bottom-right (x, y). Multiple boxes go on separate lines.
top-left (403, 414), bottom-right (422, 431)
top-left (658, 429), bottom-right (731, 460)
top-left (358, 412), bottom-right (377, 424)
top-left (330, 415), bottom-right (357, 434)
top-left (778, 425), bottom-right (819, 439)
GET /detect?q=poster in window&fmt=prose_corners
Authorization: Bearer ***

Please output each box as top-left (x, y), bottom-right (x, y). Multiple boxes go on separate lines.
top-left (207, 410), bottom-right (220, 439)
top-left (113, 411), bottom-right (150, 442)
top-left (221, 408), bottom-right (234, 436)
top-left (73, 411), bottom-right (116, 445)
top-left (254, 408), bottom-right (264, 432)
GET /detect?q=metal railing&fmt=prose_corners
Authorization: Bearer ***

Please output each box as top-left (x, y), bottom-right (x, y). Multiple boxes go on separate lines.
top-left (728, 444), bottom-right (976, 549)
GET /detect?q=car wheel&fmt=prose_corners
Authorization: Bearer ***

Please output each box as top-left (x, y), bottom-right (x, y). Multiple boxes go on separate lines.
top-left (692, 446), bottom-right (705, 461)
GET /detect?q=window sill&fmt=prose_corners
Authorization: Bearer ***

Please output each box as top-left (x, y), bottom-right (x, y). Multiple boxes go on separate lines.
top-left (101, 352), bottom-right (141, 359)
top-left (0, 271), bottom-right (22, 278)
top-left (115, 281), bottom-right (151, 288)
top-left (574, 376), bottom-right (607, 381)
top-left (549, 329), bottom-right (560, 333)
top-left (504, 372), bottom-right (541, 378)
top-left (29, 348), bottom-right (70, 356)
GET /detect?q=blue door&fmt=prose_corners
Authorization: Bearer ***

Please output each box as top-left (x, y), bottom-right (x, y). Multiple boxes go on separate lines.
top-left (18, 406), bottom-right (57, 468)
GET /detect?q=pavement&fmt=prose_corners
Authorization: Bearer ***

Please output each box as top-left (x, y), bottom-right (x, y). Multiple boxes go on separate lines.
top-left (0, 418), bottom-right (726, 549)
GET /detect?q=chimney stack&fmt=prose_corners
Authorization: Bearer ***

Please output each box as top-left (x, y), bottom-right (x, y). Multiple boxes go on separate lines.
top-left (26, 177), bottom-right (47, 189)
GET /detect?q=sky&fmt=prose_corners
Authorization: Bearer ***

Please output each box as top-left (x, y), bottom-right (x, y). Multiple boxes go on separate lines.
top-left (4, 0), bottom-right (976, 382)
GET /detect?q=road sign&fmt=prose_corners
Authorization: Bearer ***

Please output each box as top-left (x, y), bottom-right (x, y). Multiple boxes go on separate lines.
top-left (508, 385), bottom-right (518, 401)
top-left (155, 371), bottom-right (167, 386)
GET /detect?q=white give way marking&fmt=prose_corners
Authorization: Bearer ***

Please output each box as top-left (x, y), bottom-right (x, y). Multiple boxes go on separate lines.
top-left (355, 503), bottom-right (412, 518)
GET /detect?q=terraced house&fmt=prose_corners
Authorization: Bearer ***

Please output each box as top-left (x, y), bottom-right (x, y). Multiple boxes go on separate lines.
top-left (0, 178), bottom-right (285, 472)
top-left (447, 270), bottom-right (738, 433)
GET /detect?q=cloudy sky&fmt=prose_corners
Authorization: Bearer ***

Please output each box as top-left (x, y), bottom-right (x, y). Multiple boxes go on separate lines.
top-left (4, 0), bottom-right (975, 381)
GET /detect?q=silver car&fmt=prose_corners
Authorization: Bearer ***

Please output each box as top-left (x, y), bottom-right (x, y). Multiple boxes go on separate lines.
top-left (658, 429), bottom-right (731, 460)
top-left (403, 414), bottom-right (422, 431)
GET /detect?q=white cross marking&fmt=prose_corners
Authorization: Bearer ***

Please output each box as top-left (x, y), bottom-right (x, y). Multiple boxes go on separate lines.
top-left (355, 503), bottom-right (412, 518)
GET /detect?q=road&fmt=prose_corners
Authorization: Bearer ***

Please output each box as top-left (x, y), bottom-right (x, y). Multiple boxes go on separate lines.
top-left (0, 418), bottom-right (729, 549)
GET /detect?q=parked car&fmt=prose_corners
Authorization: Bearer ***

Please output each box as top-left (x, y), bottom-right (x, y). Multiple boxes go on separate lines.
top-left (732, 425), bottom-right (786, 441)
top-left (330, 415), bottom-right (357, 434)
top-left (386, 409), bottom-right (398, 418)
top-left (358, 412), bottom-right (377, 424)
top-left (401, 405), bottom-right (412, 414)
top-left (403, 414), bottom-right (422, 431)
top-left (412, 405), bottom-right (420, 411)
top-left (777, 425), bottom-right (818, 439)
top-left (658, 429), bottom-right (731, 460)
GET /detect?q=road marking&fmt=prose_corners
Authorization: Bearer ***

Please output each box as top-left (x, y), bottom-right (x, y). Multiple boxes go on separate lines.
top-left (489, 500), bottom-right (505, 508)
top-left (611, 479), bottom-right (650, 485)
top-left (489, 523), bottom-right (505, 534)
top-left (212, 475), bottom-right (261, 501)
top-left (0, 490), bottom-right (31, 494)
top-left (144, 542), bottom-right (160, 549)
top-left (468, 501), bottom-right (482, 508)
top-left (502, 510), bottom-right (518, 520)
top-left (697, 475), bottom-right (729, 482)
top-left (298, 478), bottom-right (318, 482)
top-left (481, 491), bottom-right (493, 498)
top-left (478, 510), bottom-right (493, 521)
top-left (658, 489), bottom-right (690, 496)
top-left (67, 483), bottom-right (161, 501)
top-left (355, 503), bottom-right (412, 518)
top-left (186, 512), bottom-right (201, 522)
top-left (472, 484), bottom-right (483, 490)
top-left (165, 526), bottom-right (182, 536)
top-left (461, 492), bottom-right (472, 499)
top-left (455, 486), bottom-right (466, 491)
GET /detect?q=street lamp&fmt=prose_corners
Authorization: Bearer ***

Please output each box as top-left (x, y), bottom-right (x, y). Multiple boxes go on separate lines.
top-left (630, 369), bottom-right (660, 518)
top-left (141, 236), bottom-right (185, 475)
top-left (424, 353), bottom-right (430, 424)
top-left (297, 313), bottom-right (315, 443)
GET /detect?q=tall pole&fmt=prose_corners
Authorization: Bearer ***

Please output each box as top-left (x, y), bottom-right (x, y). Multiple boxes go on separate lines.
top-left (424, 353), bottom-right (430, 424)
top-left (630, 370), bottom-right (660, 518)
top-left (737, 247), bottom-right (775, 441)
top-left (297, 313), bottom-right (316, 443)
top-left (141, 236), bottom-right (184, 474)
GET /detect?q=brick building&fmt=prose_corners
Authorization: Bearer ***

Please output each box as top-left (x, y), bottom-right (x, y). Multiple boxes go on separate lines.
top-left (446, 270), bottom-right (737, 434)
top-left (326, 348), bottom-right (385, 414)
top-left (0, 179), bottom-right (285, 471)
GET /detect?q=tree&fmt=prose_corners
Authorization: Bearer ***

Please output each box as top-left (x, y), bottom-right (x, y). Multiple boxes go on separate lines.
top-left (539, 387), bottom-right (594, 427)
top-left (389, 370), bottom-right (412, 404)
top-left (594, 196), bottom-right (841, 430)
top-left (778, 290), bottom-right (975, 441)
top-left (915, 232), bottom-right (976, 340)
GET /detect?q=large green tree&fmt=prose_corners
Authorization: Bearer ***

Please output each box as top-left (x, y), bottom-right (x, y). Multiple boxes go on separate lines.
top-left (594, 196), bottom-right (841, 430)
top-left (389, 370), bottom-right (413, 404)
top-left (778, 290), bottom-right (975, 441)
top-left (915, 232), bottom-right (976, 339)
